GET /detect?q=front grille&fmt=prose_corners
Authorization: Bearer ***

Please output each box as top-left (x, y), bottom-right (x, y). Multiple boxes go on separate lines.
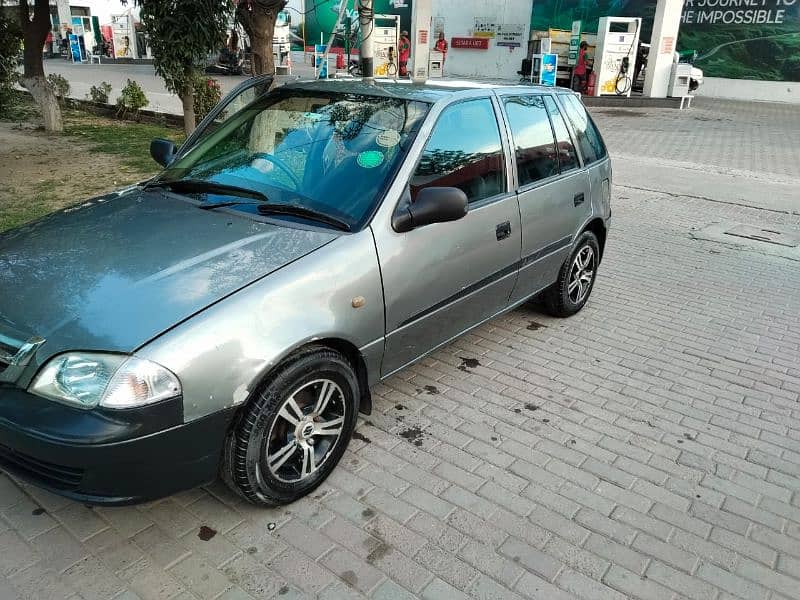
top-left (0, 443), bottom-right (84, 489)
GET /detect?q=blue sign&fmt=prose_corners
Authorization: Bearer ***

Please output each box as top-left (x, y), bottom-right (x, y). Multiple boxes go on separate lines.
top-left (540, 52), bottom-right (557, 86)
top-left (69, 34), bottom-right (82, 62)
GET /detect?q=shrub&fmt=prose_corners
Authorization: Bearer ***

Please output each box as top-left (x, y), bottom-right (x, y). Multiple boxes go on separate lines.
top-left (117, 78), bottom-right (148, 118)
top-left (88, 81), bottom-right (112, 104)
top-left (192, 76), bottom-right (222, 124)
top-left (0, 14), bottom-right (21, 113)
top-left (46, 73), bottom-right (70, 104)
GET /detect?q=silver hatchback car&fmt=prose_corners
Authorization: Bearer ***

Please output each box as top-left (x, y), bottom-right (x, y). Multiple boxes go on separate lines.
top-left (0, 79), bottom-right (611, 506)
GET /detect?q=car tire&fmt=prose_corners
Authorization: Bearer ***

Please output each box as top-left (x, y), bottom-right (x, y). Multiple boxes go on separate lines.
top-left (222, 346), bottom-right (359, 506)
top-left (542, 231), bottom-right (600, 318)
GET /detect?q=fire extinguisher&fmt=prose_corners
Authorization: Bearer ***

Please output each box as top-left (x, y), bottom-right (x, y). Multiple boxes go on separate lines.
top-left (586, 71), bottom-right (597, 96)
top-left (336, 52), bottom-right (345, 71)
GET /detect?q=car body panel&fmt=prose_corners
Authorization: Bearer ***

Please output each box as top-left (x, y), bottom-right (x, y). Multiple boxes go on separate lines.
top-left (137, 228), bottom-right (385, 421)
top-left (0, 189), bottom-right (337, 387)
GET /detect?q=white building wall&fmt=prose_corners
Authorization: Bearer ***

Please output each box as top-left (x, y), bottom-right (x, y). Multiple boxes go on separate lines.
top-left (431, 0), bottom-right (533, 81)
top-left (697, 78), bottom-right (800, 105)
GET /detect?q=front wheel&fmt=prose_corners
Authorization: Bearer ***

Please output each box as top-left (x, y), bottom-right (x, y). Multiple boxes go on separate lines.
top-left (223, 346), bottom-right (359, 506)
top-left (542, 231), bottom-right (600, 317)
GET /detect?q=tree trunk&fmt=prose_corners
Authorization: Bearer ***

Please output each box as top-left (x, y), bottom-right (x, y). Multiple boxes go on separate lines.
top-left (237, 3), bottom-right (281, 76)
top-left (180, 81), bottom-right (196, 136)
top-left (19, 0), bottom-right (62, 132)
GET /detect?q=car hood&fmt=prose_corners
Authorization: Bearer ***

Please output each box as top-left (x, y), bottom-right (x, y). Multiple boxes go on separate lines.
top-left (0, 188), bottom-right (337, 361)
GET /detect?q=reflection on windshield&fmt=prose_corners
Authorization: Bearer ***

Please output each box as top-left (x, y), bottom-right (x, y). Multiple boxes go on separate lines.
top-left (158, 89), bottom-right (430, 229)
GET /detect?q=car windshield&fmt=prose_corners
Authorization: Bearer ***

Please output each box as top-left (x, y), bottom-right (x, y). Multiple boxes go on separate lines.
top-left (155, 88), bottom-right (431, 230)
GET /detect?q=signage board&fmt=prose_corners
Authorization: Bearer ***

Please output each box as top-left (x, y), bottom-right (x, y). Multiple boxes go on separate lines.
top-left (452, 37), bottom-right (490, 50)
top-left (540, 52), bottom-right (558, 86)
top-left (568, 20), bottom-right (581, 66)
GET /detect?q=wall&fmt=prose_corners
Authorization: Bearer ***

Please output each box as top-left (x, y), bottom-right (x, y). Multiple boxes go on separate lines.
top-left (431, 0), bottom-right (533, 81)
top-left (697, 77), bottom-right (800, 104)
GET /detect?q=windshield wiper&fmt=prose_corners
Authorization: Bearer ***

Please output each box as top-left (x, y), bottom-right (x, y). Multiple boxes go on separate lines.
top-left (146, 179), bottom-right (269, 203)
top-left (257, 204), bottom-right (351, 232)
top-left (196, 201), bottom-right (253, 210)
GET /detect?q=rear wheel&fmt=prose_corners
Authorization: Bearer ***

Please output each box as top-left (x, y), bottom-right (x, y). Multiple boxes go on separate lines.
top-left (223, 346), bottom-right (358, 506)
top-left (542, 231), bottom-right (600, 317)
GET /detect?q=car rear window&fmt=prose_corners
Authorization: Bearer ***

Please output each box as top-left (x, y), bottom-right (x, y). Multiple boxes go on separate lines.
top-left (559, 94), bottom-right (607, 165)
top-left (503, 95), bottom-right (559, 188)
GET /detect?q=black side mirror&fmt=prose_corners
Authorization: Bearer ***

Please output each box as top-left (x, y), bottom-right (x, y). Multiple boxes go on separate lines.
top-left (150, 138), bottom-right (177, 167)
top-left (393, 187), bottom-right (468, 233)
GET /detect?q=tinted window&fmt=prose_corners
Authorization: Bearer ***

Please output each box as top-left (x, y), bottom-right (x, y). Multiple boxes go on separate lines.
top-left (543, 95), bottom-right (579, 173)
top-left (411, 99), bottom-right (505, 204)
top-left (559, 94), bottom-right (607, 165)
top-left (504, 95), bottom-right (559, 187)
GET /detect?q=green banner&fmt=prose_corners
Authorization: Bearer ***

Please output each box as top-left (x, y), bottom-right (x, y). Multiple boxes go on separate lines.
top-left (530, 0), bottom-right (800, 81)
top-left (298, 0), bottom-right (413, 50)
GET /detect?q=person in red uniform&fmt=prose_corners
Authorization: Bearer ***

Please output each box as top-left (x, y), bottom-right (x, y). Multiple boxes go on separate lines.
top-left (399, 31), bottom-right (411, 77)
top-left (572, 41), bottom-right (588, 92)
top-left (434, 31), bottom-right (448, 71)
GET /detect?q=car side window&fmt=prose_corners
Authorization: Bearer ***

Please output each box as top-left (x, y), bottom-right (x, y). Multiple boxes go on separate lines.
top-left (542, 95), bottom-right (579, 173)
top-left (503, 95), bottom-right (559, 187)
top-left (559, 94), bottom-right (607, 165)
top-left (410, 98), bottom-right (506, 204)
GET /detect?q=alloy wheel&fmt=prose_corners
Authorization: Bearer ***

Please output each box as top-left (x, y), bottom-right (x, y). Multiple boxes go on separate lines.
top-left (568, 245), bottom-right (595, 304)
top-left (265, 378), bottom-right (346, 483)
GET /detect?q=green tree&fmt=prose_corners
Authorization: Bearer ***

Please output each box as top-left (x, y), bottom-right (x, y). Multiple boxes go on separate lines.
top-left (236, 0), bottom-right (288, 76)
top-left (0, 13), bottom-right (22, 114)
top-left (16, 0), bottom-right (62, 131)
top-left (137, 0), bottom-right (231, 135)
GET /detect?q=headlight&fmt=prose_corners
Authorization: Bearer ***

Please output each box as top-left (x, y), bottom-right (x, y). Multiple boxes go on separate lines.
top-left (30, 352), bottom-right (181, 409)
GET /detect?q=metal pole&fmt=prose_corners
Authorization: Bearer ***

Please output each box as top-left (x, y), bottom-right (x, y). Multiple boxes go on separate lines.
top-left (359, 0), bottom-right (374, 82)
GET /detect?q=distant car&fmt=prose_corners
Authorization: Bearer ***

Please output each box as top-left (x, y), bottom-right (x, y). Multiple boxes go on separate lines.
top-left (0, 78), bottom-right (611, 506)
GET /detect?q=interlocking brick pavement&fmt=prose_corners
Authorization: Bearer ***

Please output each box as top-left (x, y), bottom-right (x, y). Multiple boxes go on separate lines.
top-left (1, 98), bottom-right (800, 599)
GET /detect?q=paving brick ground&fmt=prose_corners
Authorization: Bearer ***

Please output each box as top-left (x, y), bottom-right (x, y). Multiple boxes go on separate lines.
top-left (1, 98), bottom-right (800, 599)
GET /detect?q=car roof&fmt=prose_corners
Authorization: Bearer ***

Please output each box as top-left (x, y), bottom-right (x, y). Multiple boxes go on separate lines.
top-left (282, 78), bottom-right (574, 103)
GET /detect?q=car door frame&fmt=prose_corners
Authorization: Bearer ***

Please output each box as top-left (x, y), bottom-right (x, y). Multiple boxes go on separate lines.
top-left (174, 74), bottom-right (275, 160)
top-left (369, 88), bottom-right (521, 378)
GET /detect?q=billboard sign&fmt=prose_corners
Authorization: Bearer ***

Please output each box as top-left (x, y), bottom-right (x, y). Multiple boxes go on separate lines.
top-left (530, 0), bottom-right (800, 81)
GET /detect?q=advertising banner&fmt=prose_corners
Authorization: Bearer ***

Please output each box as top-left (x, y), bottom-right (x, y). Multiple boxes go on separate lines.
top-left (301, 0), bottom-right (412, 52)
top-left (530, 0), bottom-right (800, 81)
top-left (540, 52), bottom-right (558, 85)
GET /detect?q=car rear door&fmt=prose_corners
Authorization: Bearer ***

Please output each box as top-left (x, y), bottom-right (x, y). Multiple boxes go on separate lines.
top-left (557, 93), bottom-right (612, 225)
top-left (499, 92), bottom-right (591, 303)
top-left (373, 96), bottom-right (522, 377)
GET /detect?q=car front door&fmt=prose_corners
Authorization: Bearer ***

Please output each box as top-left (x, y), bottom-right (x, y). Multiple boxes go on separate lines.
top-left (501, 93), bottom-right (591, 303)
top-left (374, 96), bottom-right (521, 377)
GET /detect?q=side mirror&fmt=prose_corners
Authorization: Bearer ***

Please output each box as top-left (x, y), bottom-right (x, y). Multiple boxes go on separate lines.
top-left (393, 187), bottom-right (468, 233)
top-left (150, 138), bottom-right (177, 167)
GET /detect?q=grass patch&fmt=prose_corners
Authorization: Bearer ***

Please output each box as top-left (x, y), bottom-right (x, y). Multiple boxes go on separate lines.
top-left (1, 182), bottom-right (63, 232)
top-left (64, 110), bottom-right (185, 172)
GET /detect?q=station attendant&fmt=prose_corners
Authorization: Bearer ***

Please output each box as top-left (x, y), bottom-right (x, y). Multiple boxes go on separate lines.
top-left (399, 30), bottom-right (411, 77)
top-left (434, 31), bottom-right (448, 70)
top-left (572, 41), bottom-right (588, 92)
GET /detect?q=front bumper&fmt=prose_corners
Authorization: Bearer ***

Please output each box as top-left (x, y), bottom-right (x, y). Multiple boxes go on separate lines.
top-left (0, 385), bottom-right (236, 505)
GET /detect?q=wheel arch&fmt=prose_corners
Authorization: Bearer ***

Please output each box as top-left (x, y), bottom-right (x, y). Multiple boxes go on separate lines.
top-left (581, 217), bottom-right (607, 262)
top-left (241, 338), bottom-right (373, 417)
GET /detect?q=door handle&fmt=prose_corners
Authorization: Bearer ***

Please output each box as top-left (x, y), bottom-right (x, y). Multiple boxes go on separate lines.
top-left (496, 221), bottom-right (511, 241)
top-left (574, 193), bottom-right (585, 207)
